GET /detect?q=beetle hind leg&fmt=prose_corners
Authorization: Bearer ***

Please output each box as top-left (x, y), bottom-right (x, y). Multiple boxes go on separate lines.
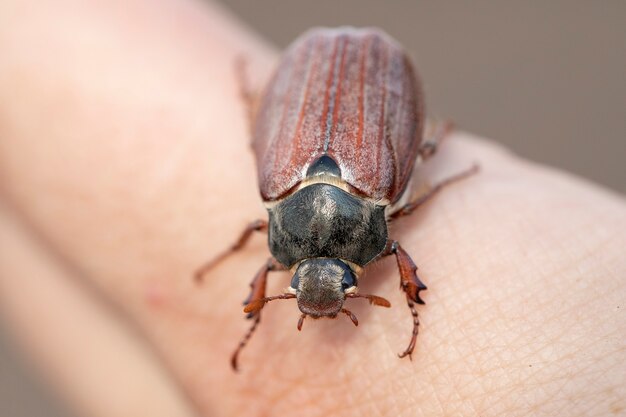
top-left (419, 119), bottom-right (454, 160)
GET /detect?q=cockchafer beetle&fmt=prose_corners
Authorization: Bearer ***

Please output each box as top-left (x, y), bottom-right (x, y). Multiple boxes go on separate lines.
top-left (196, 27), bottom-right (478, 371)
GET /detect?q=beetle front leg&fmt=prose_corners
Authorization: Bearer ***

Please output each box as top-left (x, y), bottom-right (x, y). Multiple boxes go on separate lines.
top-left (194, 219), bottom-right (268, 283)
top-left (232, 257), bottom-right (286, 371)
top-left (381, 240), bottom-right (427, 359)
top-left (243, 257), bottom-right (286, 316)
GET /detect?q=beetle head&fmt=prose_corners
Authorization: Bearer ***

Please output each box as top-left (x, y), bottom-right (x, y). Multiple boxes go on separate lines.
top-left (242, 258), bottom-right (390, 337)
top-left (290, 258), bottom-right (356, 318)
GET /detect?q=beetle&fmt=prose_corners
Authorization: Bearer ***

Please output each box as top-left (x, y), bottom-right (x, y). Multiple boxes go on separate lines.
top-left (196, 27), bottom-right (478, 371)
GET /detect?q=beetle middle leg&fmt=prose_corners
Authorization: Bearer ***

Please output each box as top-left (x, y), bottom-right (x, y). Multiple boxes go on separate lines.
top-left (389, 164), bottom-right (479, 221)
top-left (231, 257), bottom-right (286, 371)
top-left (194, 219), bottom-right (268, 283)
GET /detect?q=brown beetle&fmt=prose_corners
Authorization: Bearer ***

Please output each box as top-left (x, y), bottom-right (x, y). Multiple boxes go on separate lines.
top-left (196, 27), bottom-right (477, 370)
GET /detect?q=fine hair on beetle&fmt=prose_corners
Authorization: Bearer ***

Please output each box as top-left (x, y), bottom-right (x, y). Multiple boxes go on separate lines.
top-left (195, 26), bottom-right (478, 371)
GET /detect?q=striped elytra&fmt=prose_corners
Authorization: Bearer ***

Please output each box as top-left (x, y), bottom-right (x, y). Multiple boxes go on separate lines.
top-left (252, 27), bottom-right (425, 204)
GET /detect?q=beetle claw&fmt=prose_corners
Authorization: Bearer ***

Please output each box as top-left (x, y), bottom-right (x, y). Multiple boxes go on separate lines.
top-left (341, 308), bottom-right (359, 326)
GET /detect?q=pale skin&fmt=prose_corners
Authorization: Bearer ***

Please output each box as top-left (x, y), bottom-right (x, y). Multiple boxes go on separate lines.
top-left (0, 1), bottom-right (625, 416)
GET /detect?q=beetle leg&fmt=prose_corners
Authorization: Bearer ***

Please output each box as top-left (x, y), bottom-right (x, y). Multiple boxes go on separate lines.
top-left (297, 313), bottom-right (307, 331)
top-left (231, 257), bottom-right (287, 371)
top-left (341, 308), bottom-right (359, 327)
top-left (235, 56), bottom-right (258, 134)
top-left (243, 257), bottom-right (286, 317)
top-left (194, 219), bottom-right (268, 283)
top-left (419, 119), bottom-right (454, 160)
top-left (381, 240), bottom-right (427, 359)
top-left (389, 164), bottom-right (479, 221)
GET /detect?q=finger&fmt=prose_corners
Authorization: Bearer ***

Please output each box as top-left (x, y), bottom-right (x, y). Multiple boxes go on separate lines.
top-left (0, 203), bottom-right (196, 417)
top-left (1, 0), bottom-right (625, 416)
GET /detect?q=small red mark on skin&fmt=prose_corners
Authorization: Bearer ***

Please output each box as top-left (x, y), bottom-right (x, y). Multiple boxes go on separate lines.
top-left (145, 281), bottom-right (168, 309)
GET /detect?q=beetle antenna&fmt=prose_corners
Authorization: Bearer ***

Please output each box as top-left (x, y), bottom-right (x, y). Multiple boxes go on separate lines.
top-left (297, 313), bottom-right (307, 331)
top-left (341, 308), bottom-right (359, 326)
top-left (346, 292), bottom-right (392, 307)
top-left (243, 293), bottom-right (296, 314)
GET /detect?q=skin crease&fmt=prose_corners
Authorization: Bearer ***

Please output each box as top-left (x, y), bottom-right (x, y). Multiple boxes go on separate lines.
top-left (0, 0), bottom-right (625, 416)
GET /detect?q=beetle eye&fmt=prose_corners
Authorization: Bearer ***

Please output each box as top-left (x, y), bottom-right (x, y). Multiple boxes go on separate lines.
top-left (290, 274), bottom-right (300, 289)
top-left (341, 271), bottom-right (356, 291)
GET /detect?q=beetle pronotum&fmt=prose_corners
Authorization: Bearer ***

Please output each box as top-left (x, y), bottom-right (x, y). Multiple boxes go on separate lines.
top-left (196, 27), bottom-right (478, 371)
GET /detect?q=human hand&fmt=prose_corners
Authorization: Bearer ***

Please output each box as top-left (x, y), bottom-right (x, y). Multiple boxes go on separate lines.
top-left (0, 1), bottom-right (624, 416)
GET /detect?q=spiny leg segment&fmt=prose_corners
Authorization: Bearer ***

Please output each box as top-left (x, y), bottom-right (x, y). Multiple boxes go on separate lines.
top-left (231, 257), bottom-right (287, 371)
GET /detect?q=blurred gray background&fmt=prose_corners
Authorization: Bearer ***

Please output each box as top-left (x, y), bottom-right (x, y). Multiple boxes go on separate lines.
top-left (225, 0), bottom-right (625, 193)
top-left (1, 1), bottom-right (624, 417)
